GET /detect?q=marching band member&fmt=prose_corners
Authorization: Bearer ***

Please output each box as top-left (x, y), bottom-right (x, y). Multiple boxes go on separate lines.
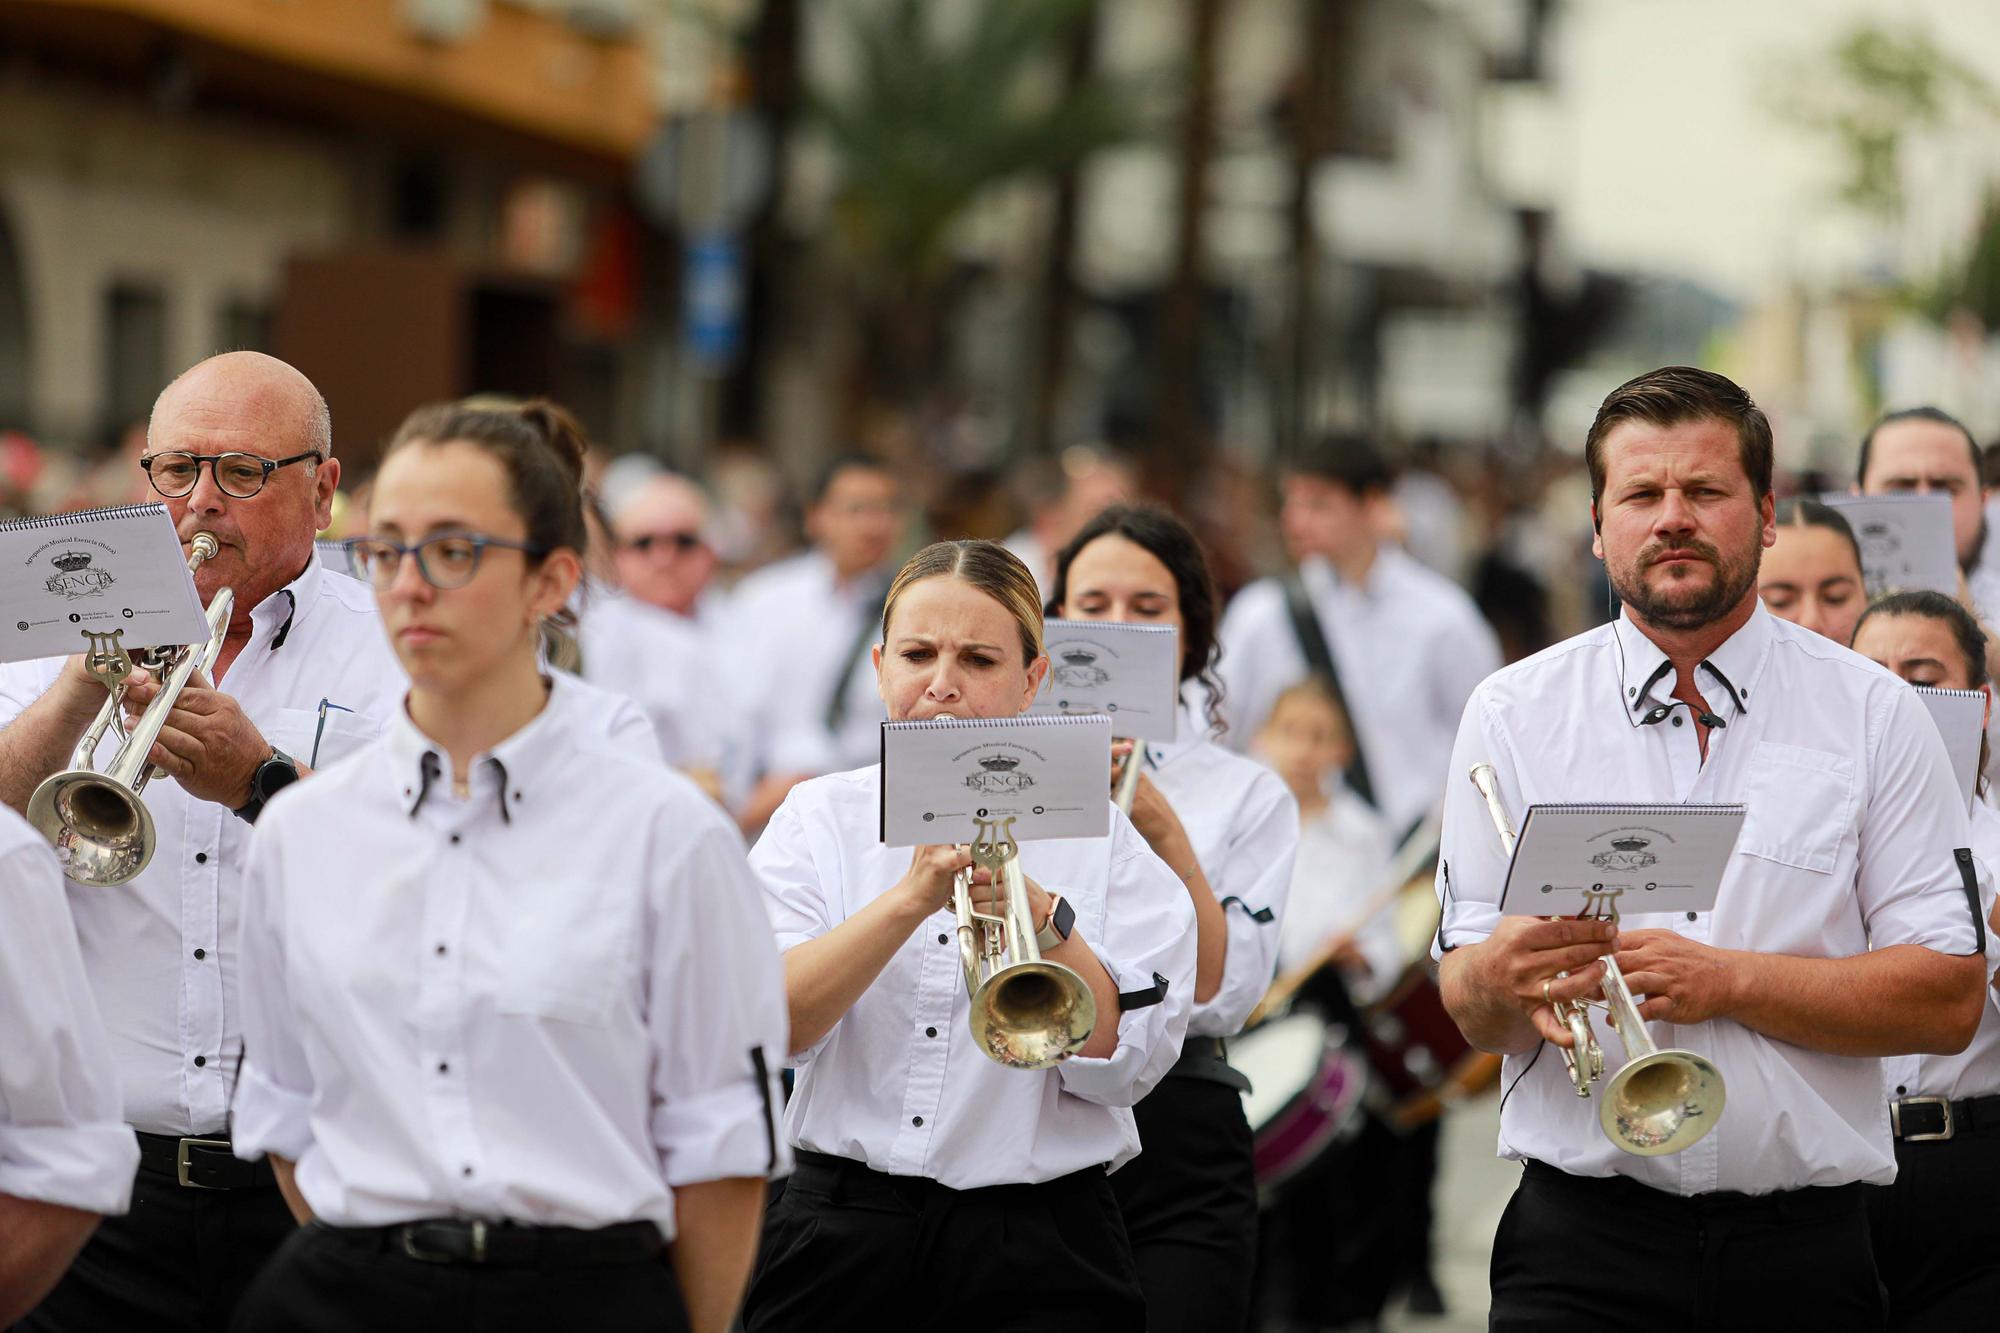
top-left (1045, 504), bottom-right (1297, 1333)
top-left (1435, 367), bottom-right (1985, 1330)
top-left (0, 802), bottom-right (138, 1325)
top-left (725, 455), bottom-right (907, 833)
top-left (1851, 590), bottom-right (2000, 1331)
top-left (1756, 498), bottom-right (1867, 648)
top-left (1259, 678), bottom-right (1400, 1000)
top-left (0, 352), bottom-right (407, 1333)
top-left (743, 538), bottom-right (1196, 1333)
top-left (228, 402), bottom-right (789, 1333)
top-left (1213, 435), bottom-right (1500, 836)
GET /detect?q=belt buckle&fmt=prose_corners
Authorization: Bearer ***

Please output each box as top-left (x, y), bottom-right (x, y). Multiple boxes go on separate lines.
top-left (399, 1220), bottom-right (487, 1264)
top-left (176, 1137), bottom-right (232, 1189)
top-left (1894, 1096), bottom-right (1956, 1142)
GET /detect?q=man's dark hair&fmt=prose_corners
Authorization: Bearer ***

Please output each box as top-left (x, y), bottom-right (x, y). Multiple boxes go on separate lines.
top-left (1857, 406), bottom-right (1980, 485)
top-left (1285, 433), bottom-right (1394, 497)
top-left (810, 453), bottom-right (895, 507)
top-left (1584, 366), bottom-right (1773, 517)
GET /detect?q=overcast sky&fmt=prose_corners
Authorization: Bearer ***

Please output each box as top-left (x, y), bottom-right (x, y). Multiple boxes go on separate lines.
top-left (1509, 0), bottom-right (2000, 300)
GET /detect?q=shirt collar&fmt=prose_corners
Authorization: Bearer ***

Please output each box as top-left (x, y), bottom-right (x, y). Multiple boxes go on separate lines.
top-left (1612, 602), bottom-right (1773, 724)
top-left (1144, 691), bottom-right (1213, 769)
top-left (388, 672), bottom-right (579, 822)
top-left (1302, 546), bottom-right (1395, 601)
top-left (248, 555), bottom-right (321, 651)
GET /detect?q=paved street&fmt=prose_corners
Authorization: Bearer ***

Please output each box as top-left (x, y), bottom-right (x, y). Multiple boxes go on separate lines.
top-left (1382, 1092), bottom-right (1511, 1333)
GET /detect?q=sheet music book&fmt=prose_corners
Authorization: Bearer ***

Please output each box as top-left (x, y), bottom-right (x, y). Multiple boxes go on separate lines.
top-left (1029, 619), bottom-right (1180, 741)
top-left (1914, 686), bottom-right (1985, 812)
top-left (315, 538), bottom-right (358, 579)
top-left (1500, 802), bottom-right (1747, 918)
top-left (1820, 493), bottom-right (1958, 597)
top-left (0, 504), bottom-right (209, 665)
top-left (880, 714), bottom-right (1113, 846)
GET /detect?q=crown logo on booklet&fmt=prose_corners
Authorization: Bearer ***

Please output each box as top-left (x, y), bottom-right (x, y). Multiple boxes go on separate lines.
top-left (52, 551), bottom-right (92, 572)
top-left (978, 755), bottom-right (1021, 772)
top-left (1610, 835), bottom-right (1650, 852)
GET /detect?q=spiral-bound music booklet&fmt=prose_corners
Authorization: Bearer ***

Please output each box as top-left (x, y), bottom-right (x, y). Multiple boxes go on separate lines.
top-left (0, 504), bottom-right (209, 665)
top-left (1500, 803), bottom-right (1747, 918)
top-left (1820, 493), bottom-right (1957, 598)
top-left (1028, 619), bottom-right (1181, 741)
top-left (880, 714), bottom-right (1113, 846)
top-left (1913, 686), bottom-right (1985, 812)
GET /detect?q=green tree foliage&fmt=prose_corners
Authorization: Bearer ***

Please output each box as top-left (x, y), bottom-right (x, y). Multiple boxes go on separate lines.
top-left (1776, 23), bottom-right (1998, 219)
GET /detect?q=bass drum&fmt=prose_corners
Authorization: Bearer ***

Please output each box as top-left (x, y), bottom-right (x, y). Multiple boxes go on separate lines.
top-left (1233, 1010), bottom-right (1368, 1197)
top-left (1361, 961), bottom-right (1497, 1128)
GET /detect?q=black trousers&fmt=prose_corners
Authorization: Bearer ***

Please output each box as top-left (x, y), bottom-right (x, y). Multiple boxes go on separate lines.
top-left (742, 1151), bottom-right (1143, 1333)
top-left (12, 1166), bottom-right (294, 1333)
top-left (1108, 1075), bottom-right (1257, 1333)
top-left (1866, 1123), bottom-right (2000, 1330)
top-left (1491, 1160), bottom-right (1884, 1333)
top-left (231, 1222), bottom-right (689, 1333)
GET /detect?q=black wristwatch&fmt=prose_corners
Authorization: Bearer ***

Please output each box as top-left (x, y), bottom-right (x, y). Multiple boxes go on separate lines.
top-left (1035, 894), bottom-right (1075, 952)
top-left (233, 749), bottom-right (301, 825)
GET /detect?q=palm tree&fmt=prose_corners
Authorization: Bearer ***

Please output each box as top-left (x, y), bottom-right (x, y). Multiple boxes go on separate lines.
top-left (807, 0), bottom-right (1143, 421)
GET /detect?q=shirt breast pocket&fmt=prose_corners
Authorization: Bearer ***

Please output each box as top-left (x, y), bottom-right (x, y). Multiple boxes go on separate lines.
top-left (266, 705), bottom-right (384, 771)
top-left (1738, 741), bottom-right (1854, 875)
top-left (493, 885), bottom-right (632, 1028)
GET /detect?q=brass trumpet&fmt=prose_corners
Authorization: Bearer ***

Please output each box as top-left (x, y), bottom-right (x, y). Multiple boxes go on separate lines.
top-left (28, 533), bottom-right (234, 888)
top-left (1111, 739), bottom-right (1143, 814)
top-left (954, 815), bottom-right (1096, 1068)
top-left (1468, 763), bottom-right (1725, 1156)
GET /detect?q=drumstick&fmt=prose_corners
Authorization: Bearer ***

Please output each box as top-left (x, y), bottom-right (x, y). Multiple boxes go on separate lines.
top-left (1248, 809), bottom-right (1443, 1027)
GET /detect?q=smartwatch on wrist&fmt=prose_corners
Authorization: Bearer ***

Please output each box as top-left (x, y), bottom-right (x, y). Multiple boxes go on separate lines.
top-left (1035, 894), bottom-right (1075, 952)
top-left (233, 749), bottom-right (301, 825)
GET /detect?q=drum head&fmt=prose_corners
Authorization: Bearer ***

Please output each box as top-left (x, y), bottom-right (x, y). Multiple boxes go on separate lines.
top-left (1234, 1012), bottom-right (1332, 1129)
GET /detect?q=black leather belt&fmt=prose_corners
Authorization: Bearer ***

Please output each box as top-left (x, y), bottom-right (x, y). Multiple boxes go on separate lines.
top-left (134, 1132), bottom-right (275, 1190)
top-left (1891, 1093), bottom-right (2000, 1142)
top-left (320, 1218), bottom-right (663, 1267)
top-left (1167, 1035), bottom-right (1252, 1092)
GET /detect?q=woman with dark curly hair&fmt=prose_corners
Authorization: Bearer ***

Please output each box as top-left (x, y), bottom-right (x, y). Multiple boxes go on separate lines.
top-left (1047, 504), bottom-right (1299, 1333)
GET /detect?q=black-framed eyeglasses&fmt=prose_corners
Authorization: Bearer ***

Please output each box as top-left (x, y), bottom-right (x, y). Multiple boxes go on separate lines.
top-left (622, 530), bottom-right (703, 556)
top-left (344, 533), bottom-right (547, 591)
top-left (140, 450), bottom-right (321, 500)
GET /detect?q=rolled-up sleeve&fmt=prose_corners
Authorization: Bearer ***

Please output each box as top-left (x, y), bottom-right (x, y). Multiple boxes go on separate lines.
top-left (231, 824), bottom-right (317, 1164)
top-left (0, 843), bottom-right (137, 1215)
top-left (1858, 687), bottom-right (1980, 956)
top-left (648, 814), bottom-right (792, 1187)
top-left (1058, 819), bottom-right (1197, 1107)
top-left (1431, 690), bottom-right (1514, 961)
top-left (1188, 776), bottom-right (1299, 1036)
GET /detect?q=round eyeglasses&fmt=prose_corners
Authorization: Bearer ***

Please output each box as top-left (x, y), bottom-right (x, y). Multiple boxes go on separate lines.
top-left (344, 533), bottom-right (547, 591)
top-left (140, 450), bottom-right (321, 500)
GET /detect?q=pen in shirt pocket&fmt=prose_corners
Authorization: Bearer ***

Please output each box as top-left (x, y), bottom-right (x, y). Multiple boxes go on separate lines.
top-left (311, 697), bottom-right (354, 768)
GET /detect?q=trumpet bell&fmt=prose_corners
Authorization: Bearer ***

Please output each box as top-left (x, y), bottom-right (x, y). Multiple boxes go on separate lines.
top-left (970, 960), bottom-right (1098, 1070)
top-left (1599, 1048), bottom-right (1726, 1157)
top-left (27, 769), bottom-right (158, 888)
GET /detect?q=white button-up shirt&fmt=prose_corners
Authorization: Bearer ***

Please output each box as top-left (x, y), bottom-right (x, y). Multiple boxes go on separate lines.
top-left (1884, 799), bottom-right (2000, 1103)
top-left (0, 559), bottom-right (406, 1136)
top-left (230, 672), bottom-right (789, 1236)
top-left (0, 806), bottom-right (138, 1215)
top-left (1143, 726), bottom-right (1298, 1037)
top-left (1214, 547), bottom-right (1501, 833)
top-left (576, 586), bottom-right (726, 771)
top-left (752, 765), bottom-right (1196, 1189)
top-left (1276, 788), bottom-right (1404, 1004)
top-left (721, 552), bottom-right (890, 782)
top-left (1433, 604), bottom-right (1981, 1195)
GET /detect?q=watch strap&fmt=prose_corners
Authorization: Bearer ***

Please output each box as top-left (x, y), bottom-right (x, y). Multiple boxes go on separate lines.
top-left (1036, 894), bottom-right (1075, 952)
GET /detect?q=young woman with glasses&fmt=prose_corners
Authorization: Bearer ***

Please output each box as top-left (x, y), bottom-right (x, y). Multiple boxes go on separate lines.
top-left (228, 400), bottom-right (790, 1333)
top-left (1045, 505), bottom-right (1299, 1333)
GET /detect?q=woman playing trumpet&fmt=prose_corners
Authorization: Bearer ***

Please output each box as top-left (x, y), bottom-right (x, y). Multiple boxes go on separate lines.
top-left (744, 539), bottom-right (1195, 1333)
top-left (1047, 505), bottom-right (1298, 1333)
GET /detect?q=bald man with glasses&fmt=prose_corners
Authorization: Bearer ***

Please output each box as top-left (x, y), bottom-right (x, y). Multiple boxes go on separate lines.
top-left (0, 352), bottom-right (407, 1333)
